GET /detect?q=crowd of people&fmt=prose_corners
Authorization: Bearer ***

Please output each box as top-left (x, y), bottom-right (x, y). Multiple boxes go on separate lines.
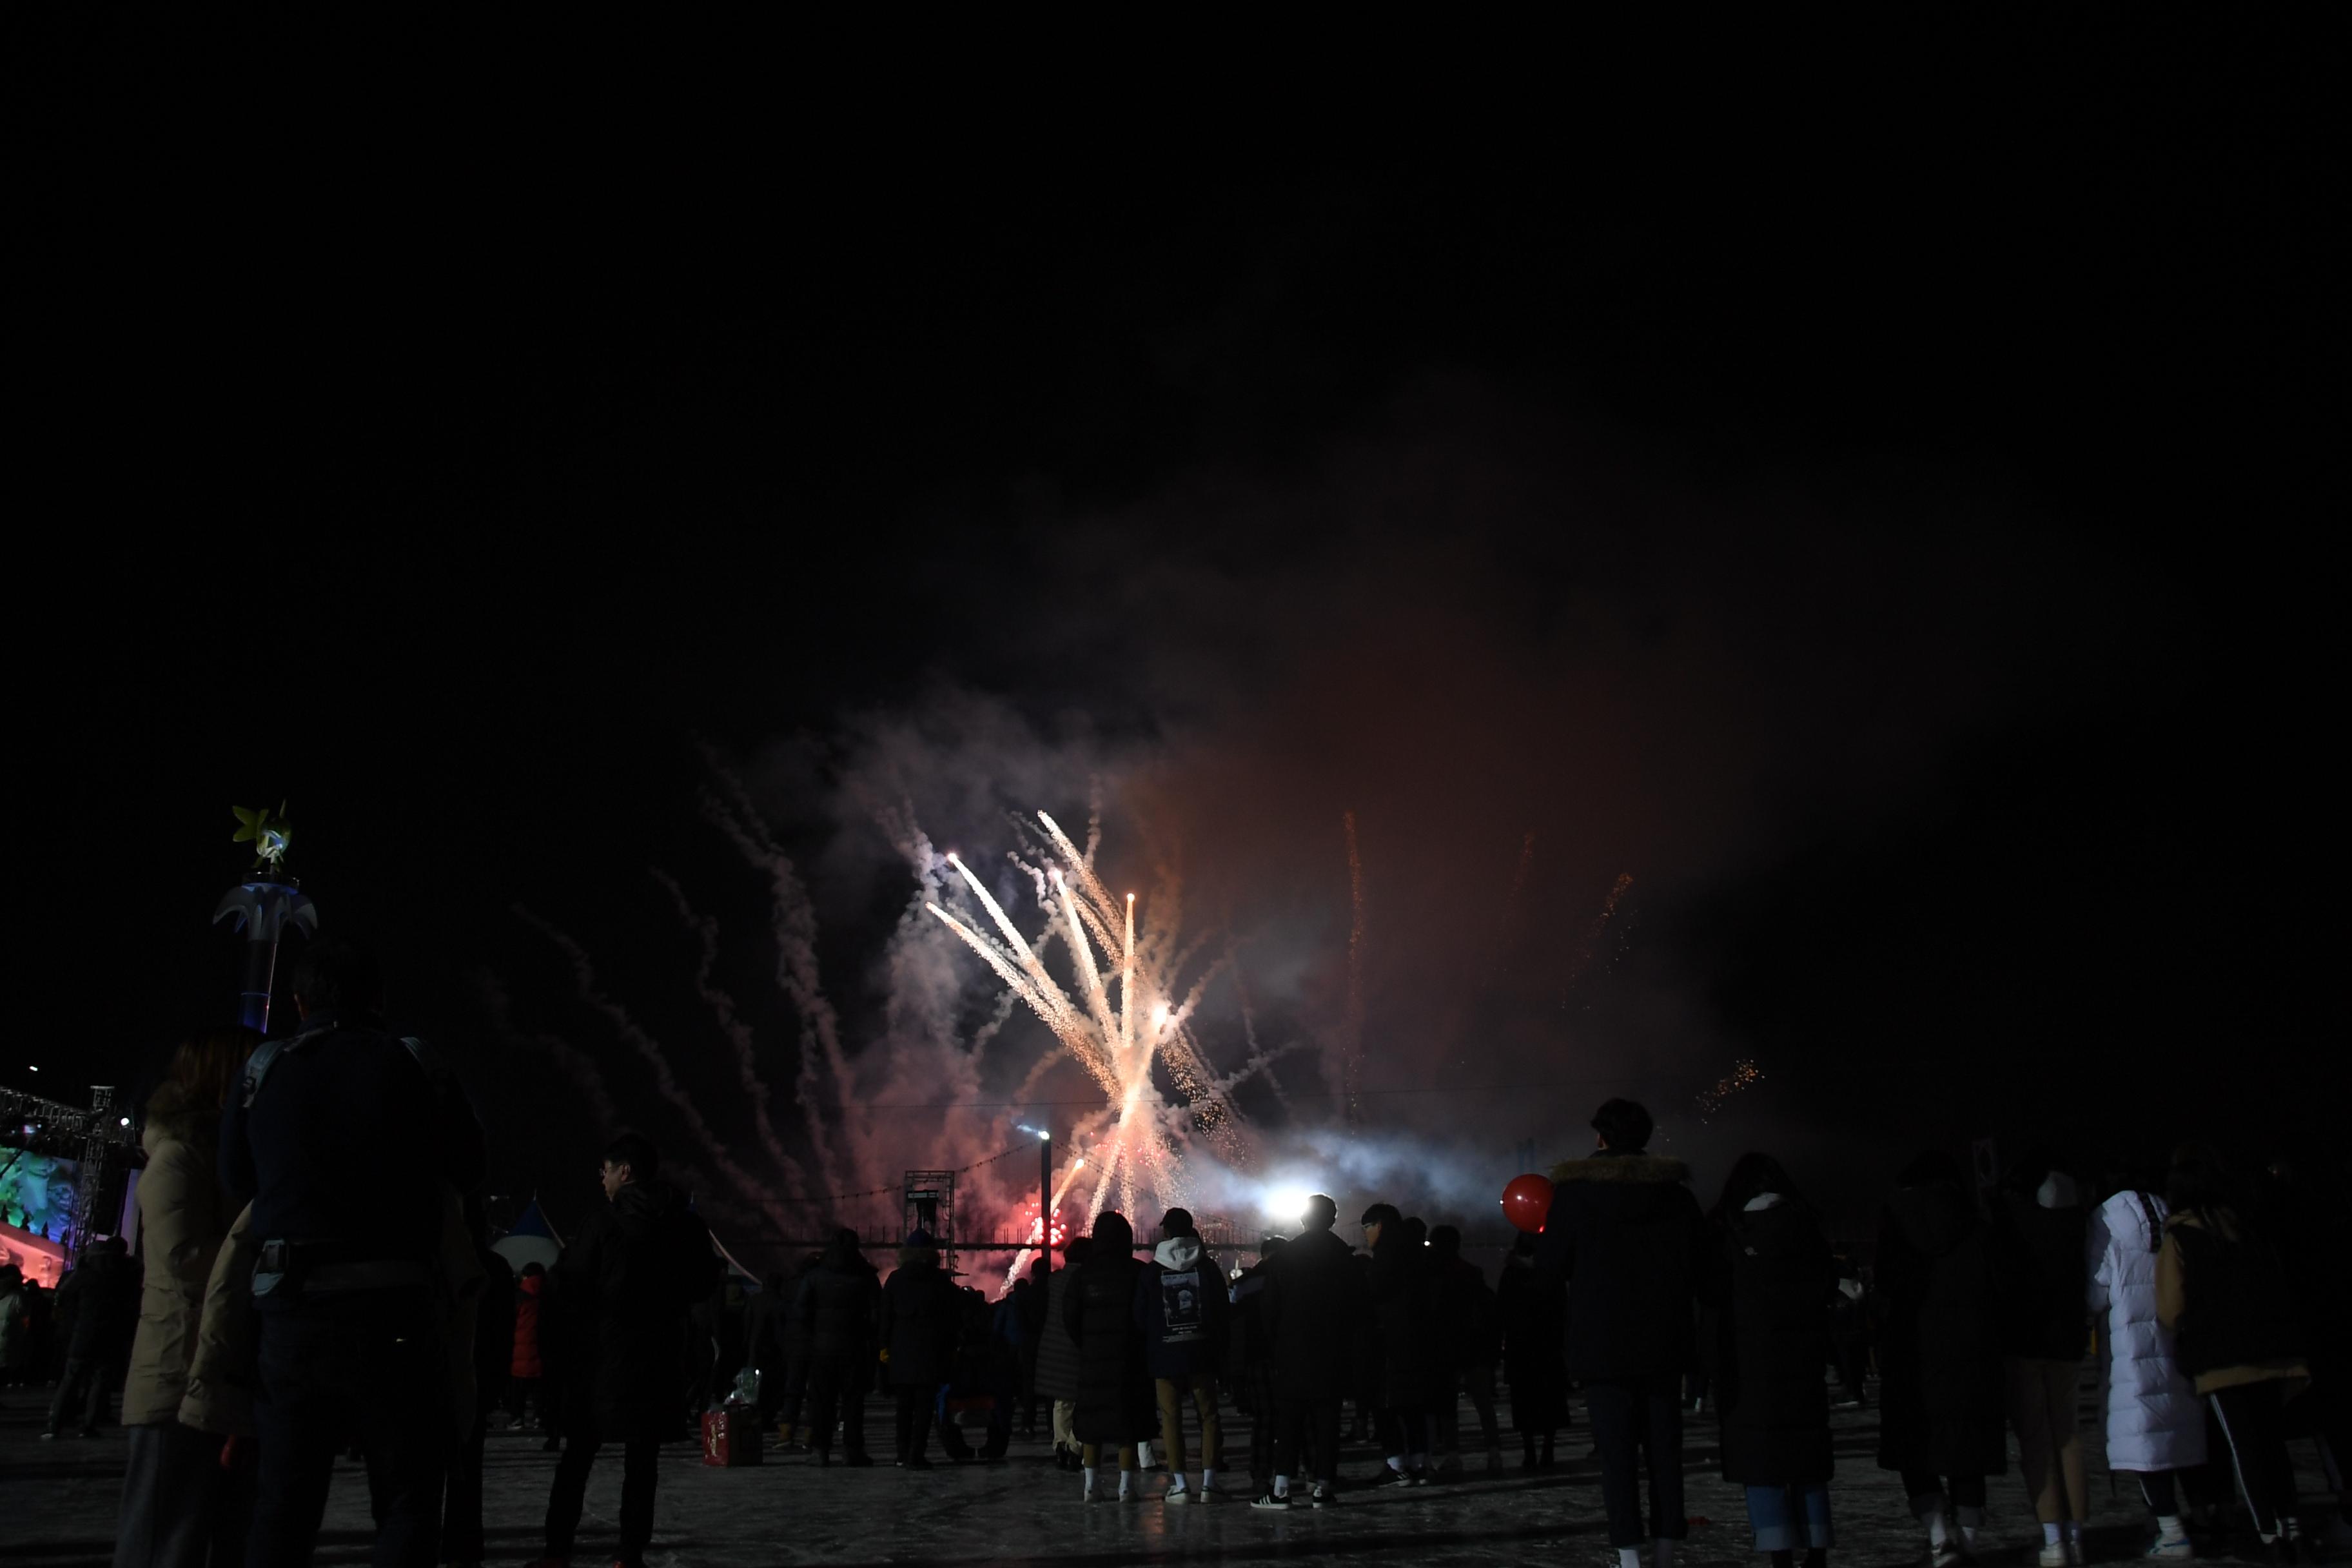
top-left (4, 936), bottom-right (2346, 1568)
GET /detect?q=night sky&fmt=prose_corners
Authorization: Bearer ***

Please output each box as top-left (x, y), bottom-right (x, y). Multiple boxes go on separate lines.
top-left (17, 17), bottom-right (2343, 1250)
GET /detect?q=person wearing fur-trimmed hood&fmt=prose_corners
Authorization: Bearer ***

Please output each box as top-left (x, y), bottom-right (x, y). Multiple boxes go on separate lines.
top-left (1535, 1097), bottom-right (1709, 1568)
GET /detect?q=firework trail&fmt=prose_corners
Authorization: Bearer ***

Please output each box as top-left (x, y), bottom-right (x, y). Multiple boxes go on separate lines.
top-left (1560, 872), bottom-right (1635, 1004)
top-left (699, 772), bottom-right (856, 1191)
top-left (513, 907), bottom-right (795, 1232)
top-left (1338, 810), bottom-right (1367, 1123)
top-left (925, 810), bottom-right (1250, 1231)
top-left (1694, 1057), bottom-right (1765, 1121)
top-left (475, 969), bottom-right (625, 1131)
top-left (651, 867), bottom-right (808, 1199)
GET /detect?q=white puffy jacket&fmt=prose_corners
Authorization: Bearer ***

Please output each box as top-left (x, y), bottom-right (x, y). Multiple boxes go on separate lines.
top-left (2086, 1188), bottom-right (2207, 1473)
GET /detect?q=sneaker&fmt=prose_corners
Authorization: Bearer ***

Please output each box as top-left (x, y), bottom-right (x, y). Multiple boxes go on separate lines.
top-left (2146, 1536), bottom-right (2195, 1561)
top-left (1163, 1481), bottom-right (1190, 1504)
top-left (1371, 1465), bottom-right (1414, 1489)
top-left (1931, 1543), bottom-right (1972, 1568)
top-left (1309, 1482), bottom-right (1333, 1509)
top-left (1251, 1491), bottom-right (1291, 1511)
top-left (2043, 1546), bottom-right (2072, 1567)
top-left (1192, 1484), bottom-right (1213, 1504)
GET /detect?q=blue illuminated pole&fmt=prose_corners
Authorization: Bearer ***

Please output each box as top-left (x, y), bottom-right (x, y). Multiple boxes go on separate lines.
top-left (211, 805), bottom-right (316, 1033)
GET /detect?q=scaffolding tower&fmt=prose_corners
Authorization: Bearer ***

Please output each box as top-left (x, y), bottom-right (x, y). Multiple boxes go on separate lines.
top-left (902, 1170), bottom-right (956, 1271)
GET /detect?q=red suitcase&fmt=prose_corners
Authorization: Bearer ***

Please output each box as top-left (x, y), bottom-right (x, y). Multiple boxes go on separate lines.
top-left (701, 1407), bottom-right (764, 1467)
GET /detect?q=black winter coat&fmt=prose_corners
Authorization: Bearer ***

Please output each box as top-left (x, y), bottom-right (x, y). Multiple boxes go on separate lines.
top-left (1032, 1266), bottom-right (1084, 1402)
top-left (555, 1178), bottom-right (721, 1442)
top-left (1498, 1255), bottom-right (1567, 1432)
top-left (1432, 1255), bottom-right (1500, 1372)
top-left (1707, 1201), bottom-right (1836, 1486)
top-left (879, 1248), bottom-right (960, 1389)
top-left (796, 1246), bottom-right (880, 1386)
top-left (1063, 1250), bottom-right (1155, 1443)
top-left (1990, 1192), bottom-right (2090, 1362)
top-left (57, 1250), bottom-right (141, 1359)
top-left (1133, 1235), bottom-right (1228, 1379)
top-left (1874, 1180), bottom-right (2006, 1476)
top-left (1536, 1152), bottom-right (1707, 1380)
top-left (1261, 1227), bottom-right (1370, 1402)
top-left (1365, 1231), bottom-right (1440, 1407)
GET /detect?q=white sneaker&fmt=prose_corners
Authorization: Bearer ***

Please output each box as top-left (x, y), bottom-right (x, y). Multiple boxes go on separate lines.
top-left (2146, 1535), bottom-right (2194, 1561)
top-left (2041, 1545), bottom-right (2072, 1567)
top-left (1164, 1480), bottom-right (1189, 1504)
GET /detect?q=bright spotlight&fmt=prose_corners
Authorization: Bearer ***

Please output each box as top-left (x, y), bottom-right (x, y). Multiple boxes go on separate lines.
top-left (1038, 1129), bottom-right (1052, 1142)
top-left (1262, 1186), bottom-right (1312, 1224)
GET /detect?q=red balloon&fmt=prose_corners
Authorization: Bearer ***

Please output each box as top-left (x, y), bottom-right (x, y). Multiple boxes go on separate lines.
top-left (1501, 1173), bottom-right (1554, 1234)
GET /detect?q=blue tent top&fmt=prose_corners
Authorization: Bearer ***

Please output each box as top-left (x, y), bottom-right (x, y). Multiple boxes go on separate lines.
top-left (507, 1198), bottom-right (562, 1245)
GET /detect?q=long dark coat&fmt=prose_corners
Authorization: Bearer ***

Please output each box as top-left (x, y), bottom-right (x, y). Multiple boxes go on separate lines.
top-left (1874, 1179), bottom-right (2007, 1476)
top-left (555, 1177), bottom-right (721, 1442)
top-left (1497, 1254), bottom-right (1567, 1432)
top-left (1061, 1219), bottom-right (1155, 1444)
top-left (1262, 1225), bottom-right (1371, 1402)
top-left (1708, 1200), bottom-right (1836, 1486)
top-left (878, 1246), bottom-right (960, 1389)
top-left (796, 1241), bottom-right (879, 1390)
top-left (1032, 1262), bottom-right (1084, 1402)
top-left (1990, 1190), bottom-right (2090, 1362)
top-left (1366, 1230), bottom-right (1439, 1409)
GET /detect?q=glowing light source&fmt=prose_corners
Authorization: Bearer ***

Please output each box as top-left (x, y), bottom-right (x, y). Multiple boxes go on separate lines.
top-left (1261, 1186), bottom-right (1312, 1224)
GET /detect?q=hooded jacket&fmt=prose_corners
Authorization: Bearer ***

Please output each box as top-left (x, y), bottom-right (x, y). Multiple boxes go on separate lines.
top-left (879, 1240), bottom-right (961, 1387)
top-left (556, 1177), bottom-right (721, 1441)
top-left (1132, 1232), bottom-right (1228, 1378)
top-left (2086, 1188), bottom-right (2206, 1472)
top-left (1534, 1150), bottom-right (1707, 1380)
top-left (1873, 1175), bottom-right (2006, 1475)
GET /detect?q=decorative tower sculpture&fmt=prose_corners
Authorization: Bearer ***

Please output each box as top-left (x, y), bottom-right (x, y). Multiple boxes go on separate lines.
top-left (211, 803), bottom-right (317, 1033)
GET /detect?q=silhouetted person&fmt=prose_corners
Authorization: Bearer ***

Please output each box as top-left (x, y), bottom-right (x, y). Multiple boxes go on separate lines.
top-left (1063, 1211), bottom-right (1153, 1501)
top-left (795, 1228), bottom-right (879, 1465)
top-left (111, 1028), bottom-right (257, 1568)
top-left (1228, 1235), bottom-right (1286, 1494)
top-left (1252, 1195), bottom-right (1369, 1509)
top-left (46, 1236), bottom-right (141, 1438)
top-left (533, 1131), bottom-right (720, 1568)
top-left (1705, 1153), bottom-right (1838, 1568)
top-left (1427, 1224), bottom-right (1503, 1473)
top-left (2157, 1141), bottom-right (2308, 1560)
top-left (219, 934), bottom-right (485, 1568)
top-left (879, 1228), bottom-right (959, 1467)
top-left (1133, 1207), bottom-right (1226, 1501)
top-left (1362, 1202), bottom-right (1436, 1485)
top-left (1874, 1149), bottom-right (2005, 1568)
top-left (1537, 1097), bottom-right (1708, 1568)
top-left (1499, 1229), bottom-right (1567, 1468)
top-left (1034, 1236), bottom-right (1090, 1469)
top-left (2086, 1168), bottom-right (2204, 1558)
top-left (1990, 1148), bottom-right (2090, 1565)
top-left (444, 1225), bottom-right (513, 1568)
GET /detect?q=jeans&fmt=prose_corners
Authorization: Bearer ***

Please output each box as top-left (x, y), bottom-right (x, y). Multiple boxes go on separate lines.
top-left (1585, 1373), bottom-right (1687, 1547)
top-left (545, 1431), bottom-right (658, 1562)
top-left (48, 1353), bottom-right (121, 1433)
top-left (2006, 1357), bottom-right (2088, 1524)
top-left (247, 1291), bottom-right (447, 1568)
top-left (1747, 1482), bottom-right (1834, 1552)
top-left (1154, 1373), bottom-right (1222, 1475)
